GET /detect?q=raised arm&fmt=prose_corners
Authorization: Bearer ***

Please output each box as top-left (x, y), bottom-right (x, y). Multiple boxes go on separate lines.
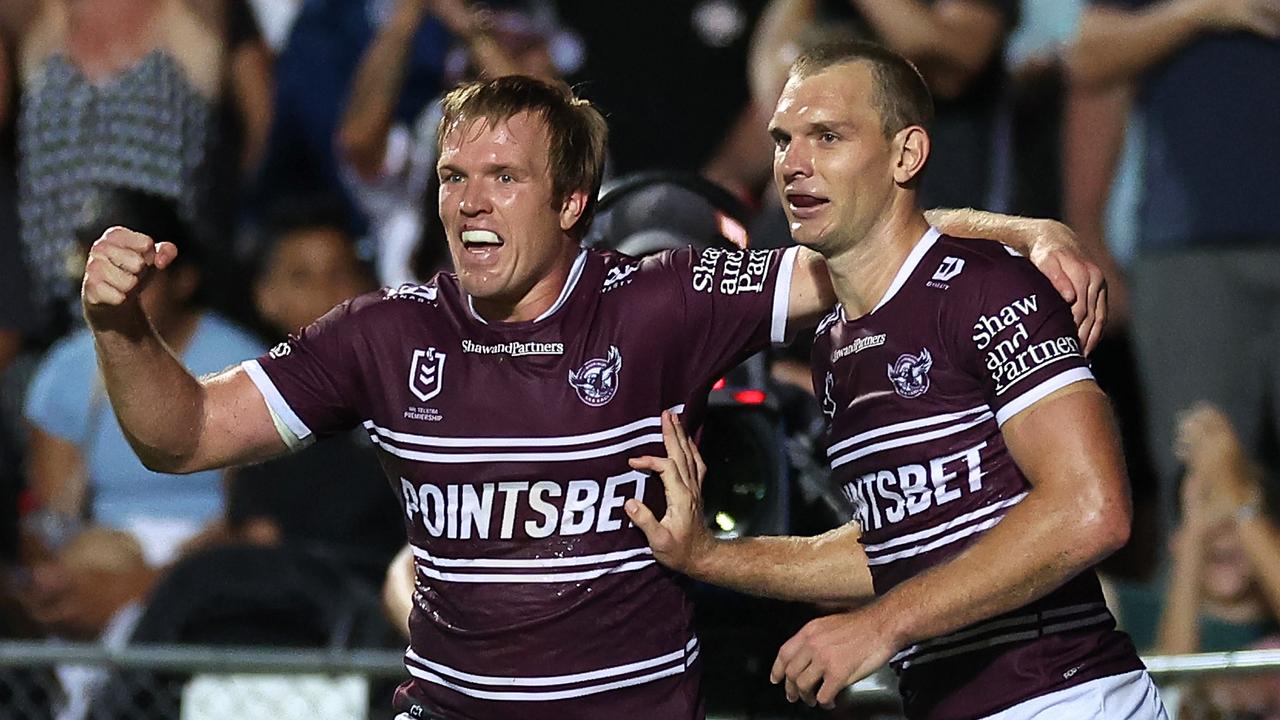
top-left (626, 411), bottom-right (875, 604)
top-left (772, 382), bottom-right (1131, 707)
top-left (82, 228), bottom-right (288, 474)
top-left (1068, 0), bottom-right (1280, 89)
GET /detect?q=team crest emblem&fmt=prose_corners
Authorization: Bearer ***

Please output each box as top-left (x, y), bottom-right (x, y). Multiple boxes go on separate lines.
top-left (409, 348), bottom-right (446, 402)
top-left (887, 348), bottom-right (933, 399)
top-left (569, 346), bottom-right (623, 407)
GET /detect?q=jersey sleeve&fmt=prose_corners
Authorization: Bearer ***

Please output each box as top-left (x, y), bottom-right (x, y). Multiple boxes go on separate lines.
top-left (241, 295), bottom-right (377, 444)
top-left (658, 245), bottom-right (799, 386)
top-left (946, 253), bottom-right (1094, 426)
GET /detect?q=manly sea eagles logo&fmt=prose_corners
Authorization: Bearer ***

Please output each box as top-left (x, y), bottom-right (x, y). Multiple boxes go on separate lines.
top-left (822, 372), bottom-right (837, 420)
top-left (568, 346), bottom-right (623, 407)
top-left (887, 348), bottom-right (933, 399)
top-left (409, 347), bottom-right (446, 402)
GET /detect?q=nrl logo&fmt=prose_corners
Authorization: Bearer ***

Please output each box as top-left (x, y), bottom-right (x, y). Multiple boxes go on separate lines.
top-left (409, 348), bottom-right (446, 402)
top-left (822, 372), bottom-right (836, 420)
top-left (887, 348), bottom-right (933, 399)
top-left (568, 346), bottom-right (623, 407)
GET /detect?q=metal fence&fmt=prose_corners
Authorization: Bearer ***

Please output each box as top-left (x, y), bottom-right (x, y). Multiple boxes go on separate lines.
top-left (3, 641), bottom-right (1280, 719)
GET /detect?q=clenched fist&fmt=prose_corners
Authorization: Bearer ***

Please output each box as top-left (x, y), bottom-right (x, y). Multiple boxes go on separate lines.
top-left (81, 227), bottom-right (179, 326)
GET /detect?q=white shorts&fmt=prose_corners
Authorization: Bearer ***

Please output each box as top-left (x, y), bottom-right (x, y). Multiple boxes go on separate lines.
top-left (981, 670), bottom-right (1168, 719)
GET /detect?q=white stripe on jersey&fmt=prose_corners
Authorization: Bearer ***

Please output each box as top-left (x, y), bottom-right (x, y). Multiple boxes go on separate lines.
top-left (827, 405), bottom-right (990, 457)
top-left (370, 431), bottom-right (663, 465)
top-left (402, 639), bottom-right (697, 701)
top-left (363, 403), bottom-right (686, 449)
top-left (242, 359), bottom-right (314, 442)
top-left (830, 410), bottom-right (995, 469)
top-left (466, 249), bottom-right (588, 325)
top-left (771, 246), bottom-right (800, 344)
top-left (861, 492), bottom-right (1028, 555)
top-left (995, 367), bottom-right (1094, 425)
top-left (892, 603), bottom-right (1110, 668)
top-left (416, 559), bottom-right (656, 584)
top-left (865, 516), bottom-right (1005, 566)
top-left (411, 544), bottom-right (653, 569)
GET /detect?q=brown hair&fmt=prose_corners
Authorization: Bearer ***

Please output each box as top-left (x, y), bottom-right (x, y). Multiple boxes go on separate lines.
top-left (437, 76), bottom-right (608, 238)
top-left (790, 39), bottom-right (934, 138)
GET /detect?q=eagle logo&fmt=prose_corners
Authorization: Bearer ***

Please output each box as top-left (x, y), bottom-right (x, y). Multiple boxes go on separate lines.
top-left (568, 346), bottom-right (623, 407)
top-left (887, 348), bottom-right (933, 399)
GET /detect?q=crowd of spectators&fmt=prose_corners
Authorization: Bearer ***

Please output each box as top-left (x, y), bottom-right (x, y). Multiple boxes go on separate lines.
top-left (0, 1), bottom-right (1275, 718)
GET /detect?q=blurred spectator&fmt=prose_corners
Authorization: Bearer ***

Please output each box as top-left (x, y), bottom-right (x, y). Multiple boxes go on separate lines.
top-left (227, 198), bottom-right (404, 585)
top-left (1160, 405), bottom-right (1280, 720)
top-left (749, 0), bottom-right (1019, 211)
top-left (1, 0), bottom-right (272, 332)
top-left (337, 0), bottom-right (569, 286)
top-left (1158, 405), bottom-right (1280, 656)
top-left (1069, 1), bottom-right (1280, 535)
top-left (18, 189), bottom-right (262, 641)
top-left (245, 0), bottom-right (303, 54)
top-left (256, 0), bottom-right (452, 238)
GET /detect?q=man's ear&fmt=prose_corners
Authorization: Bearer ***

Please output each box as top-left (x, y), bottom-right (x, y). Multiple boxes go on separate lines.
top-left (893, 126), bottom-right (930, 186)
top-left (559, 189), bottom-right (589, 233)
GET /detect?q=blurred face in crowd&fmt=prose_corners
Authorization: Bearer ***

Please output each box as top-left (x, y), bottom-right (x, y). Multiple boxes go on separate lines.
top-left (436, 111), bottom-right (585, 321)
top-left (1201, 520), bottom-right (1257, 605)
top-left (256, 226), bottom-right (371, 333)
top-left (770, 61), bottom-right (926, 255)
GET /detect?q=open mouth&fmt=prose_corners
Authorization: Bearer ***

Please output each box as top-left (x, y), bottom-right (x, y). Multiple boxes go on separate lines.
top-left (787, 193), bottom-right (828, 208)
top-left (461, 229), bottom-right (504, 250)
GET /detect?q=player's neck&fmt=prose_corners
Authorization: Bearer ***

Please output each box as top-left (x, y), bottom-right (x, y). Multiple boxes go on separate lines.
top-left (825, 207), bottom-right (930, 319)
top-left (471, 243), bottom-right (581, 324)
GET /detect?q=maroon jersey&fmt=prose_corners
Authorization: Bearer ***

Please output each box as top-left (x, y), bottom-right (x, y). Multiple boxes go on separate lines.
top-left (243, 246), bottom-right (798, 720)
top-left (811, 229), bottom-right (1142, 720)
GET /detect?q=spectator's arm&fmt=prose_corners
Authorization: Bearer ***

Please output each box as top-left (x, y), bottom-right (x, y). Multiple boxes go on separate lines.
top-left (1062, 82), bottom-right (1133, 329)
top-left (1068, 0), bottom-right (1280, 88)
top-left (383, 544), bottom-right (415, 638)
top-left (1237, 514), bottom-right (1280, 626)
top-left (229, 37), bottom-right (274, 175)
top-left (848, 0), bottom-right (1009, 98)
top-left (748, 0), bottom-right (816, 110)
top-left (1156, 521), bottom-right (1207, 653)
top-left (338, 0), bottom-right (436, 180)
top-left (24, 425), bottom-right (89, 520)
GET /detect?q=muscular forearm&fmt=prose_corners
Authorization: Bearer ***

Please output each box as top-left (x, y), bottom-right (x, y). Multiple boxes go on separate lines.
top-left (924, 208), bottom-right (1053, 256)
top-left (1069, 2), bottom-right (1206, 88)
top-left (90, 309), bottom-right (207, 473)
top-left (337, 4), bottom-right (429, 179)
top-left (877, 487), bottom-right (1124, 650)
top-left (691, 524), bottom-right (874, 604)
top-left (1155, 527), bottom-right (1206, 653)
top-left (874, 388), bottom-right (1130, 649)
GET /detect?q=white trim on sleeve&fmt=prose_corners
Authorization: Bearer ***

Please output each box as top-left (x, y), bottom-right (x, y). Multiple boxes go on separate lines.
top-left (995, 366), bottom-right (1094, 426)
top-left (770, 246), bottom-right (800, 344)
top-left (241, 359), bottom-right (314, 446)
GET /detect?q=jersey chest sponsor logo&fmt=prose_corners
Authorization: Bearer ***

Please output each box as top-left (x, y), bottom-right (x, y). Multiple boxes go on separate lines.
top-left (568, 346), bottom-right (623, 406)
top-left (831, 333), bottom-right (886, 363)
top-left (887, 348), bottom-right (933, 399)
top-left (841, 441), bottom-right (987, 532)
top-left (409, 347), bottom-right (446, 403)
top-left (460, 339), bottom-right (565, 356)
top-left (399, 471), bottom-right (646, 540)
